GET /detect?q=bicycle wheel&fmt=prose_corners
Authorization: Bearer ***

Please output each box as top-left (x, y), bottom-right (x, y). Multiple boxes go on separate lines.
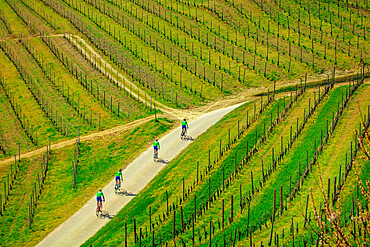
top-left (96, 206), bottom-right (101, 217)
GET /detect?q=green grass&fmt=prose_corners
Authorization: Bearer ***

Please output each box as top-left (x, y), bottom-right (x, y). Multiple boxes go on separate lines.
top-left (0, 0), bottom-right (32, 36)
top-left (21, 36), bottom-right (123, 128)
top-left (191, 85), bottom-right (349, 245)
top-left (0, 43), bottom-right (59, 153)
top-left (81, 99), bottom-right (258, 246)
top-left (0, 118), bottom-right (173, 246)
top-left (246, 84), bottom-right (370, 246)
top-left (0, 0), bottom-right (368, 245)
top-left (0, 155), bottom-right (45, 246)
top-left (19, 0), bottom-right (367, 110)
top-left (82, 83), bottom-right (370, 246)
top-left (82, 94), bottom-right (304, 246)
top-left (158, 92), bottom-right (314, 245)
top-left (203, 84), bottom-right (370, 246)
top-left (0, 84), bottom-right (32, 159)
top-left (0, 11), bottom-right (154, 158)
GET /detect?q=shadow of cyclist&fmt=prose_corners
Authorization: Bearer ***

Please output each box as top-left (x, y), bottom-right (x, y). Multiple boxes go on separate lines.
top-left (97, 211), bottom-right (114, 219)
top-left (154, 158), bottom-right (169, 164)
top-left (183, 135), bottom-right (194, 141)
top-left (115, 189), bottom-right (137, 197)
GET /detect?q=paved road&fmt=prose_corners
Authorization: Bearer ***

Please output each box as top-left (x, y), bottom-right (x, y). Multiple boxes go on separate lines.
top-left (36, 103), bottom-right (243, 247)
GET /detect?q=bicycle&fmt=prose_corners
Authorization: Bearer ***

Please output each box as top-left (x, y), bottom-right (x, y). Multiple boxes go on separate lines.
top-left (180, 128), bottom-right (186, 139)
top-left (96, 203), bottom-right (103, 217)
top-left (115, 180), bottom-right (121, 194)
top-left (153, 139), bottom-right (160, 161)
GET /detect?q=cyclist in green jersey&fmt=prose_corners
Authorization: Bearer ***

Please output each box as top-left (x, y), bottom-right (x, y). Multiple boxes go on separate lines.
top-left (181, 118), bottom-right (189, 136)
top-left (96, 189), bottom-right (105, 208)
top-left (115, 169), bottom-right (123, 189)
top-left (153, 139), bottom-right (160, 158)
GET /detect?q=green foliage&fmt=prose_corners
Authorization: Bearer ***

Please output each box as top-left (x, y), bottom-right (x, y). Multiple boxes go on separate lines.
top-left (0, 118), bottom-right (173, 246)
top-left (83, 84), bottom-right (370, 246)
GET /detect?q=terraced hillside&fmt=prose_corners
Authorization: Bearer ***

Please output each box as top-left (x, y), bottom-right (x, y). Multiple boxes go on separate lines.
top-left (0, 0), bottom-right (156, 158)
top-left (0, 0), bottom-right (368, 245)
top-left (0, 0), bottom-right (368, 156)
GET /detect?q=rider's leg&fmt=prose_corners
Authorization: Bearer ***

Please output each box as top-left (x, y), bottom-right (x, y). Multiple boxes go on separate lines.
top-left (97, 197), bottom-right (102, 208)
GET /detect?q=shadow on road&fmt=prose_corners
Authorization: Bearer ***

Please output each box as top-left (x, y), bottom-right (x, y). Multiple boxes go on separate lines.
top-left (115, 189), bottom-right (127, 196)
top-left (154, 158), bottom-right (169, 164)
top-left (125, 191), bottom-right (136, 196)
top-left (180, 135), bottom-right (194, 141)
top-left (183, 135), bottom-right (194, 141)
top-left (115, 189), bottom-right (136, 197)
top-left (98, 211), bottom-right (114, 219)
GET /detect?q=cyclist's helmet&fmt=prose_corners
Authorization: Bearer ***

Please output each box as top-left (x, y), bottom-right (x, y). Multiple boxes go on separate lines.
top-left (119, 169), bottom-right (122, 172)
top-left (184, 118), bottom-right (186, 121)
top-left (99, 189), bottom-right (102, 191)
top-left (155, 139), bottom-right (158, 141)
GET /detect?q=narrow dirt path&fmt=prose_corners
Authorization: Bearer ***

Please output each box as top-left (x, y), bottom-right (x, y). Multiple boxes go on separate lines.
top-left (0, 115), bottom-right (155, 165)
top-left (1, 33), bottom-right (366, 120)
top-left (62, 33), bottom-right (183, 118)
top-left (0, 31), bottom-right (256, 166)
top-left (0, 33), bottom-right (367, 245)
top-left (36, 103), bottom-right (243, 247)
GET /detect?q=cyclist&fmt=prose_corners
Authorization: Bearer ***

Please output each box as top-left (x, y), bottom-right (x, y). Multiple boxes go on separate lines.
top-left (182, 118), bottom-right (189, 136)
top-left (96, 189), bottom-right (105, 209)
top-left (153, 139), bottom-right (160, 158)
top-left (115, 169), bottom-right (123, 189)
